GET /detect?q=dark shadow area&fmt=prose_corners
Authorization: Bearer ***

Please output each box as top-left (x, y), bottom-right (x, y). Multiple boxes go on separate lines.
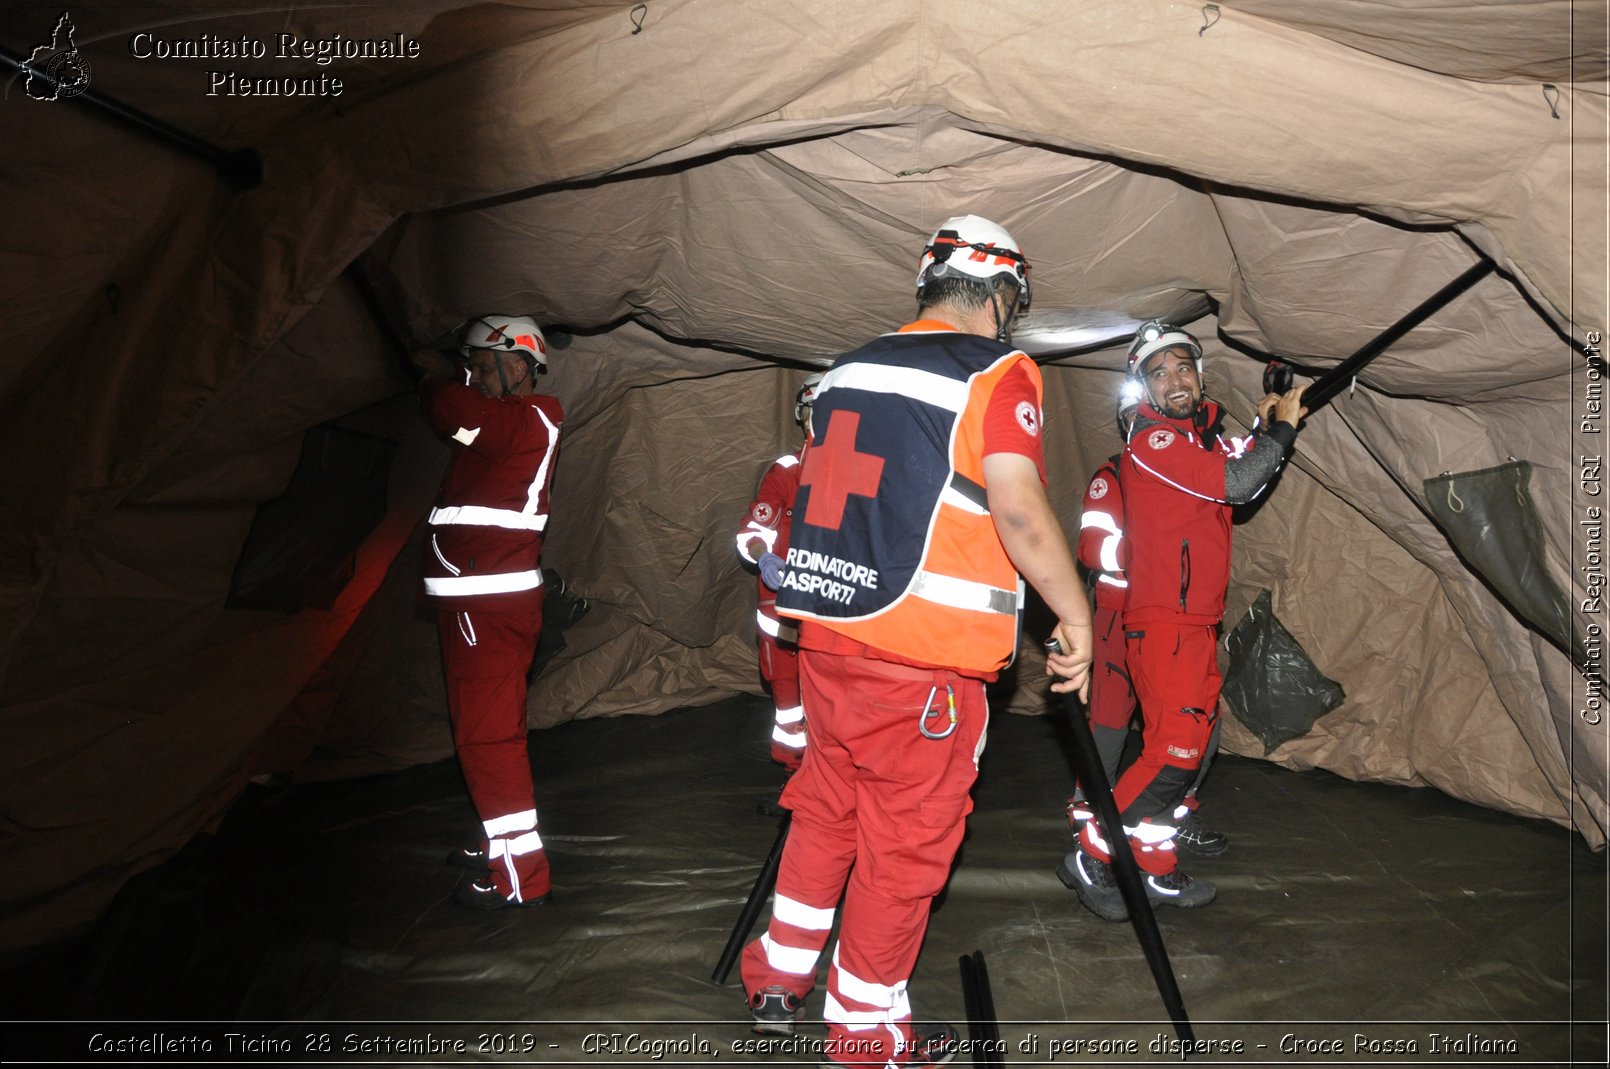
top-left (3, 698), bottom-right (1604, 1065)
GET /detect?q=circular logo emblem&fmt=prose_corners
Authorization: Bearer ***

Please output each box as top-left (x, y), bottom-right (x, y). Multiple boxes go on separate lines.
top-left (45, 50), bottom-right (91, 99)
top-left (1147, 428), bottom-right (1177, 451)
top-left (751, 502), bottom-right (775, 524)
top-left (1089, 477), bottom-right (1109, 500)
top-left (1014, 400), bottom-right (1040, 437)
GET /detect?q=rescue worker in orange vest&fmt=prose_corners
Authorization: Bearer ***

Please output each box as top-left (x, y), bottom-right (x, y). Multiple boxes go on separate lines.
top-left (422, 315), bottom-right (564, 910)
top-left (1059, 320), bottom-right (1305, 922)
top-left (735, 374), bottom-right (823, 771)
top-left (739, 216), bottom-right (1093, 1068)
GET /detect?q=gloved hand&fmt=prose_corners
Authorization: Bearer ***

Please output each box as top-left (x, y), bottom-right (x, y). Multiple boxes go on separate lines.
top-left (758, 552), bottom-right (785, 591)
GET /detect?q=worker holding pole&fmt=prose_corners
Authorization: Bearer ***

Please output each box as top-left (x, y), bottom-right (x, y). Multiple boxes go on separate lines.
top-left (1060, 320), bottom-right (1306, 920)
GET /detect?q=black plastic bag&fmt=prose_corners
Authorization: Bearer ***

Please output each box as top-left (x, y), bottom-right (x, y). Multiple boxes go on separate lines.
top-left (1424, 460), bottom-right (1586, 669)
top-left (1222, 589), bottom-right (1346, 754)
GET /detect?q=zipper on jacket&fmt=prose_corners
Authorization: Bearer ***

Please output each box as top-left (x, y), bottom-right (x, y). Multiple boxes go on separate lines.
top-left (1179, 539), bottom-right (1191, 612)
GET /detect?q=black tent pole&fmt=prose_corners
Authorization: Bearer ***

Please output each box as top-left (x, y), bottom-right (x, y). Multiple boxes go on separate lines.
top-left (711, 811), bottom-right (790, 985)
top-left (0, 44), bottom-right (261, 190)
top-left (1048, 640), bottom-right (1195, 1048)
top-left (1301, 259), bottom-right (1495, 414)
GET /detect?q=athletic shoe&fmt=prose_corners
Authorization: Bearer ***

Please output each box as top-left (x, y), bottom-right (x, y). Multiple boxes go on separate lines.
top-left (822, 1023), bottom-right (959, 1067)
top-left (1143, 868), bottom-right (1216, 909)
top-left (1174, 812), bottom-right (1229, 856)
top-left (1056, 848), bottom-right (1128, 923)
top-left (445, 844), bottom-right (487, 871)
top-left (748, 985), bottom-right (802, 1036)
top-left (453, 878), bottom-right (552, 911)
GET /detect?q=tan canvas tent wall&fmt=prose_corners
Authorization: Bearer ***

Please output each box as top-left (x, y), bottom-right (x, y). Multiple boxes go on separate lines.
top-left (0, 0), bottom-right (1603, 949)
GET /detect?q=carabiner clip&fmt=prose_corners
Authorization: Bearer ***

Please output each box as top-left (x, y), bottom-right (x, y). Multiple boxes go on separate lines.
top-left (918, 683), bottom-right (958, 740)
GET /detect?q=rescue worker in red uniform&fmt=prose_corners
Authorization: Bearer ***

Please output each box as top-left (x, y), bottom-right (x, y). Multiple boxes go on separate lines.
top-left (422, 315), bottom-right (564, 910)
top-left (1064, 396), bottom-right (1228, 856)
top-left (1060, 320), bottom-right (1306, 922)
top-left (1064, 400), bottom-right (1140, 825)
top-left (735, 374), bottom-right (823, 770)
top-left (739, 216), bottom-right (1093, 1068)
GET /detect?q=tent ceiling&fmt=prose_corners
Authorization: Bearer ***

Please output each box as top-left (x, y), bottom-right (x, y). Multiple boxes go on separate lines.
top-left (0, 0), bottom-right (1603, 950)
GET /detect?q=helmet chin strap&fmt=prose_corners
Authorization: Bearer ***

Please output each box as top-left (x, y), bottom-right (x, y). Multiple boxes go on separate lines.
top-left (493, 355), bottom-right (537, 398)
top-left (991, 292), bottom-right (1015, 344)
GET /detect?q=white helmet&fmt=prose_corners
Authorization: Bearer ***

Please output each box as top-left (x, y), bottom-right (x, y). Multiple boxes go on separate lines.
top-left (1126, 319), bottom-right (1201, 378)
top-left (794, 372), bottom-right (824, 426)
top-left (1117, 381), bottom-right (1144, 439)
top-left (458, 314), bottom-right (548, 371)
top-left (915, 215), bottom-right (1031, 312)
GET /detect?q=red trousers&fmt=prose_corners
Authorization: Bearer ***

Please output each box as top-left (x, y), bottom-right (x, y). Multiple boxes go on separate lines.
top-left (438, 594), bottom-right (552, 902)
top-left (1068, 597), bottom-right (1138, 822)
top-left (759, 628), bottom-right (806, 770)
top-left (741, 648), bottom-right (987, 1068)
top-left (1082, 621), bottom-right (1219, 876)
top-left (1086, 598), bottom-right (1137, 732)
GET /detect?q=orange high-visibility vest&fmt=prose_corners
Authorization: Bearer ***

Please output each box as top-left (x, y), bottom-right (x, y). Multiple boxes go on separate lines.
top-left (776, 324), bottom-right (1035, 674)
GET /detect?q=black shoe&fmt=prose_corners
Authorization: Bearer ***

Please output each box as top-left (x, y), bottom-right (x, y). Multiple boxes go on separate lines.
top-left (1056, 848), bottom-right (1128, 922)
top-left (446, 844), bottom-right (488, 872)
top-left (749, 985), bottom-right (802, 1036)
top-left (1174, 812), bottom-right (1229, 856)
top-left (823, 1023), bottom-right (958, 1067)
top-left (454, 878), bottom-right (552, 911)
top-left (1143, 867), bottom-right (1216, 909)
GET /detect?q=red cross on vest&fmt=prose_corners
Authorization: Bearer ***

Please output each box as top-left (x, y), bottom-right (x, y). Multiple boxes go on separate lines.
top-left (801, 410), bottom-right (885, 530)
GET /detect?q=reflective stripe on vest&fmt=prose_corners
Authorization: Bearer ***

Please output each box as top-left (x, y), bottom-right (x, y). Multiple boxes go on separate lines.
top-left (817, 360), bottom-right (970, 415)
top-left (778, 330), bottom-right (1034, 673)
top-left (909, 570), bottom-right (1016, 615)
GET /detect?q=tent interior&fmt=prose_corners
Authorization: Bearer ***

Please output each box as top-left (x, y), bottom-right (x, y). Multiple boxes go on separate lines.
top-left (1, 0), bottom-right (1606, 1055)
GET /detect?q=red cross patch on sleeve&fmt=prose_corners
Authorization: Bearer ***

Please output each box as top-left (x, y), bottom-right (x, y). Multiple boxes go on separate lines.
top-left (1146, 428), bottom-right (1177, 451)
top-left (1014, 400), bottom-right (1040, 437)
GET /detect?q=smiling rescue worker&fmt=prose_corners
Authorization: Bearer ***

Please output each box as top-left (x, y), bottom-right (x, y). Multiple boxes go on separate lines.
top-left (1058, 320), bottom-right (1307, 922)
top-left (735, 373), bottom-right (823, 771)
top-left (1065, 389), bottom-right (1241, 856)
top-left (739, 215), bottom-right (1093, 1068)
top-left (421, 314), bottom-right (564, 911)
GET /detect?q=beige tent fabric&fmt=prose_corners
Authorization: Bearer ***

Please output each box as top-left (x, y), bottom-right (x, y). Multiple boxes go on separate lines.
top-left (0, 1), bottom-right (1603, 947)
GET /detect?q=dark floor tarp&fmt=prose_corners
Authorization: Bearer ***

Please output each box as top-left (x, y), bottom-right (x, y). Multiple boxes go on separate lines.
top-left (3, 699), bottom-right (1604, 1065)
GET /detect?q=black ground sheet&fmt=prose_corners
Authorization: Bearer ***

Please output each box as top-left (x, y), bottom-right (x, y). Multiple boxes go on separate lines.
top-left (4, 696), bottom-right (1605, 1066)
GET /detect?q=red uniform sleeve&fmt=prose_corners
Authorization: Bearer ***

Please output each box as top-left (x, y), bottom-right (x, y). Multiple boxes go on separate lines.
top-left (981, 359), bottom-right (1046, 481)
top-left (421, 379), bottom-right (563, 458)
top-left (1077, 462), bottom-right (1123, 573)
top-left (736, 455), bottom-right (801, 563)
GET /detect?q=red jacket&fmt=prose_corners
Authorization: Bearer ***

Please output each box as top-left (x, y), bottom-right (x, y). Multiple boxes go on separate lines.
top-left (420, 378), bottom-right (564, 610)
top-left (1077, 456), bottom-right (1127, 611)
top-left (1119, 400), bottom-right (1290, 626)
top-left (736, 447), bottom-right (805, 631)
